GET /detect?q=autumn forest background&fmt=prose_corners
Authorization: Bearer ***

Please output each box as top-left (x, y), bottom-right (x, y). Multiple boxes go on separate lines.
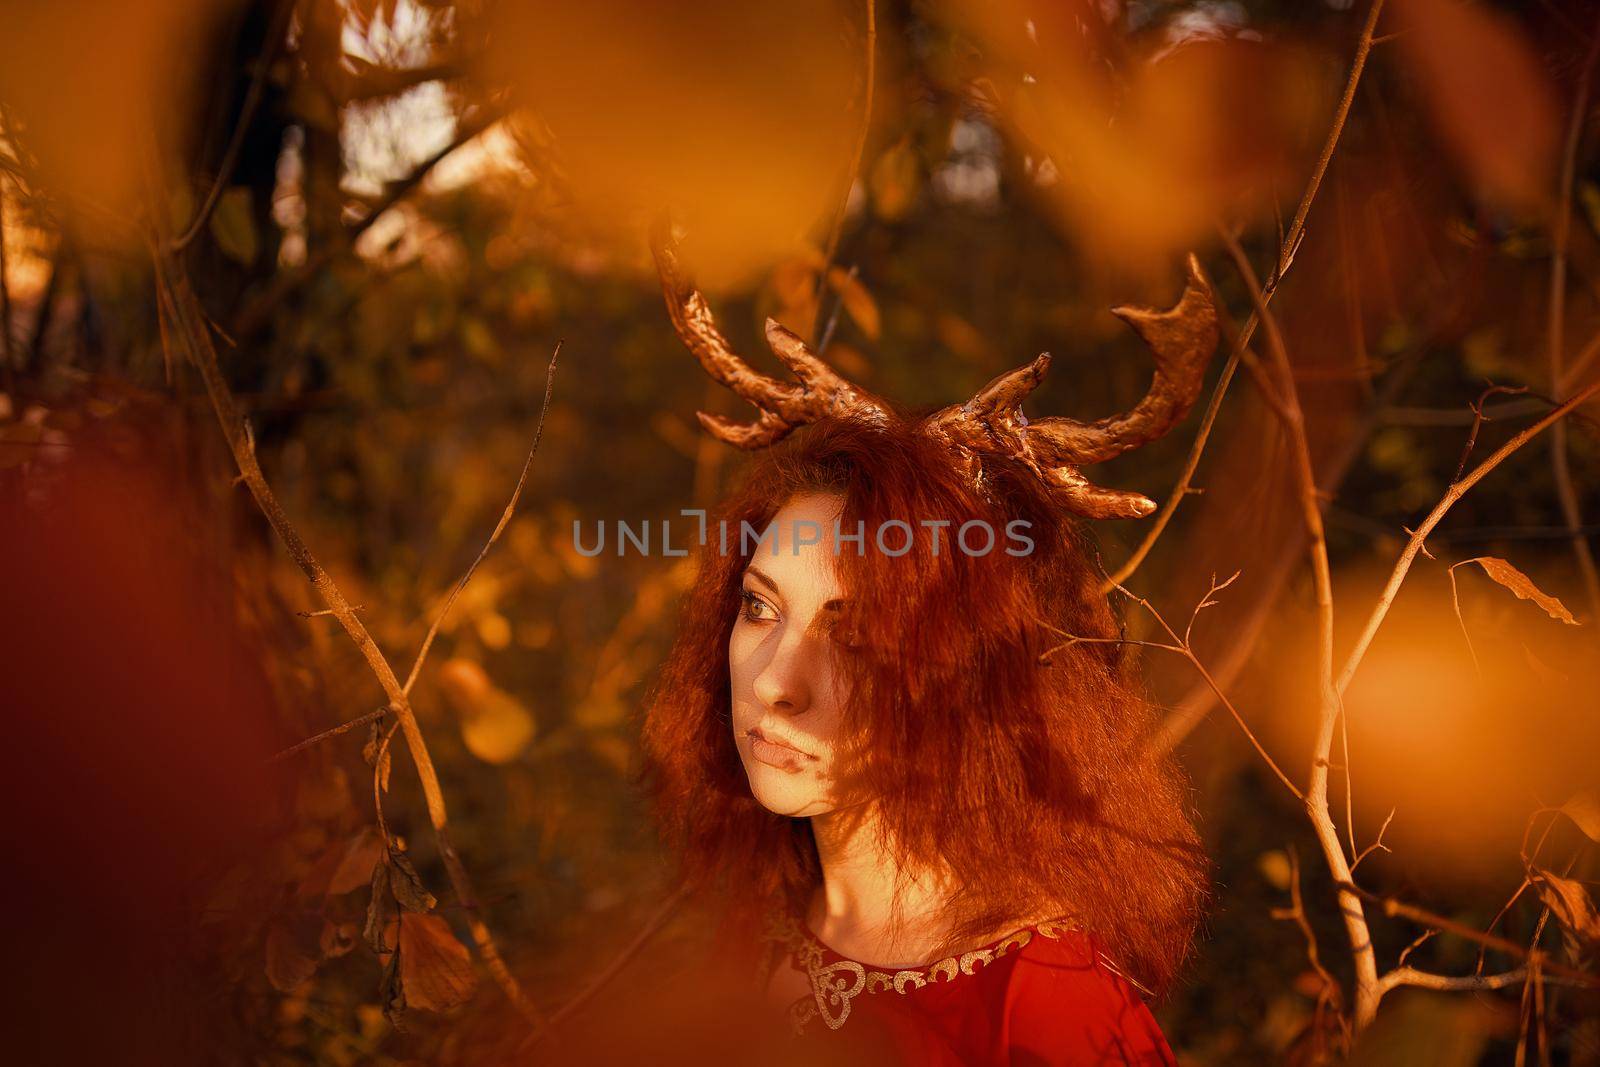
top-left (1, 0), bottom-right (1598, 1063)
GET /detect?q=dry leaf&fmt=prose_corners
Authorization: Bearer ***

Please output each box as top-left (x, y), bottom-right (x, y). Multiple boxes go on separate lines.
top-left (295, 836), bottom-right (347, 898)
top-left (387, 849), bottom-right (438, 914)
top-left (1559, 792), bottom-right (1600, 844)
top-left (327, 827), bottom-right (385, 896)
top-left (0, 0), bottom-right (215, 235)
top-left (827, 267), bottom-right (881, 341)
top-left (1257, 850), bottom-right (1292, 892)
top-left (363, 717), bottom-right (393, 793)
top-left (870, 138), bottom-right (920, 222)
top-left (364, 862), bottom-right (399, 956)
top-left (380, 945), bottom-right (406, 1023)
top-left (398, 913), bottom-right (480, 1013)
top-left (440, 658), bottom-right (536, 764)
top-left (825, 343), bottom-right (871, 380)
top-left (1460, 557), bottom-right (1578, 624)
top-left (320, 920), bottom-right (358, 959)
top-left (1532, 867), bottom-right (1600, 957)
top-left (461, 689), bottom-right (537, 765)
top-left (480, 0), bottom-right (856, 285)
top-left (209, 187), bottom-right (258, 266)
top-left (265, 916), bottom-right (322, 992)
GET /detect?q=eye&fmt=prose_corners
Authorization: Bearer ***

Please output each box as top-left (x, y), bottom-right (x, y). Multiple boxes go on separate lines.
top-left (738, 589), bottom-right (778, 623)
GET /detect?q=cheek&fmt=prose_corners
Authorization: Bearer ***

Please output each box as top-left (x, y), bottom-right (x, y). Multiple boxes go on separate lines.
top-left (726, 629), bottom-right (754, 710)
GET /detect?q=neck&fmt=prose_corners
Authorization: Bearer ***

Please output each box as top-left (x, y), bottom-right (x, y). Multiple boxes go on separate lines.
top-left (807, 806), bottom-right (950, 967)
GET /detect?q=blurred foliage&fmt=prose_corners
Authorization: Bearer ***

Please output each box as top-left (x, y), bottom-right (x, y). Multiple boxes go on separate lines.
top-left (2, 0), bottom-right (1600, 1063)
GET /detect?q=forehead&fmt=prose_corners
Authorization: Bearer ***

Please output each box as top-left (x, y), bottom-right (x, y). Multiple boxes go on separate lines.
top-left (743, 491), bottom-right (845, 599)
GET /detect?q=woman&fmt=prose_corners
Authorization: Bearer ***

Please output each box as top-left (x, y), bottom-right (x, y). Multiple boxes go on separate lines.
top-left (639, 234), bottom-right (1216, 1064)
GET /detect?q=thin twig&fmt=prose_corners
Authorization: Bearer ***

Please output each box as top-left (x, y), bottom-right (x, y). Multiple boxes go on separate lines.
top-left (0, 172), bottom-right (13, 395)
top-left (1270, 847), bottom-right (1345, 1043)
top-left (1058, 585), bottom-right (1304, 800)
top-left (270, 706), bottom-right (389, 763)
top-left (520, 886), bottom-right (692, 1052)
top-left (1338, 881), bottom-right (1600, 987)
top-left (1453, 384), bottom-right (1529, 484)
top-left (297, 604), bottom-right (364, 618)
top-left (1100, 343), bottom-right (1239, 592)
top-left (811, 0), bottom-right (876, 344)
top-left (1396, 928), bottom-right (1435, 970)
top-left (1559, 321), bottom-right (1600, 389)
top-left (1350, 806), bottom-right (1394, 872)
top-left (1447, 561), bottom-right (1485, 680)
top-left (372, 720), bottom-right (401, 845)
top-left (402, 342), bottom-right (561, 695)
top-left (1476, 877), bottom-right (1532, 977)
top-left (169, 0), bottom-right (294, 252)
top-left (1382, 396), bottom-right (1551, 427)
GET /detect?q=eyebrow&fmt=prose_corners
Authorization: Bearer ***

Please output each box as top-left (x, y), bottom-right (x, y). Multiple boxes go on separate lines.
top-left (743, 565), bottom-right (846, 611)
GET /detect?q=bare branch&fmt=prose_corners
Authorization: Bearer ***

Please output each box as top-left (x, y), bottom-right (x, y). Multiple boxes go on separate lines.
top-left (1220, 228), bottom-right (1379, 1026)
top-left (1381, 397), bottom-right (1551, 426)
top-left (1336, 374), bottom-right (1600, 697)
top-left (1453, 384), bottom-right (1530, 484)
top-left (1476, 877), bottom-right (1532, 977)
top-left (232, 110), bottom-right (500, 338)
top-left (1337, 881), bottom-right (1600, 988)
top-left (1545, 13), bottom-right (1600, 618)
top-left (149, 236), bottom-right (545, 1030)
top-left (1379, 966), bottom-right (1527, 995)
top-left (1085, 584), bottom-right (1305, 801)
top-left (1103, 0), bottom-right (1390, 588)
top-left (1100, 341), bottom-right (1239, 591)
top-left (1350, 807), bottom-right (1395, 872)
top-left (297, 604), bottom-right (364, 618)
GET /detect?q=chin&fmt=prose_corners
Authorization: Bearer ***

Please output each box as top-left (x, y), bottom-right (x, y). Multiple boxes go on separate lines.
top-left (744, 761), bottom-right (831, 818)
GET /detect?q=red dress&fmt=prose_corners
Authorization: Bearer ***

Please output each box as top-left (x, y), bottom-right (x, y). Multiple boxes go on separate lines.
top-left (759, 910), bottom-right (1178, 1066)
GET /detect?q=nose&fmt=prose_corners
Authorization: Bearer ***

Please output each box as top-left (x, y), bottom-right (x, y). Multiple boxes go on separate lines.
top-left (751, 627), bottom-right (813, 715)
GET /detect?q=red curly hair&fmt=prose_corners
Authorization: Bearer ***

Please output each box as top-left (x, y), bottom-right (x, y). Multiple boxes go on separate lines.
top-left (639, 414), bottom-right (1208, 995)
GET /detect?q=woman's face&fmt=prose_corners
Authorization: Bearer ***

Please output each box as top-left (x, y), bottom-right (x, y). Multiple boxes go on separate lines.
top-left (728, 491), bottom-right (854, 818)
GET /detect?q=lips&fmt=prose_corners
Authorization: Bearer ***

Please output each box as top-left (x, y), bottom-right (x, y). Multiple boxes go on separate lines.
top-left (747, 725), bottom-right (813, 771)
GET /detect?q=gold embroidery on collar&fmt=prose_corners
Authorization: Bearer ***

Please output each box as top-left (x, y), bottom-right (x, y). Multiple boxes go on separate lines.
top-left (765, 911), bottom-right (1077, 1036)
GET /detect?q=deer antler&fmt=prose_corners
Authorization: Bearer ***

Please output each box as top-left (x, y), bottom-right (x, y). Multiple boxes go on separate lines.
top-left (650, 220), bottom-right (894, 448)
top-left (922, 256), bottom-right (1219, 519)
top-left (653, 219), bottom-right (1218, 520)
